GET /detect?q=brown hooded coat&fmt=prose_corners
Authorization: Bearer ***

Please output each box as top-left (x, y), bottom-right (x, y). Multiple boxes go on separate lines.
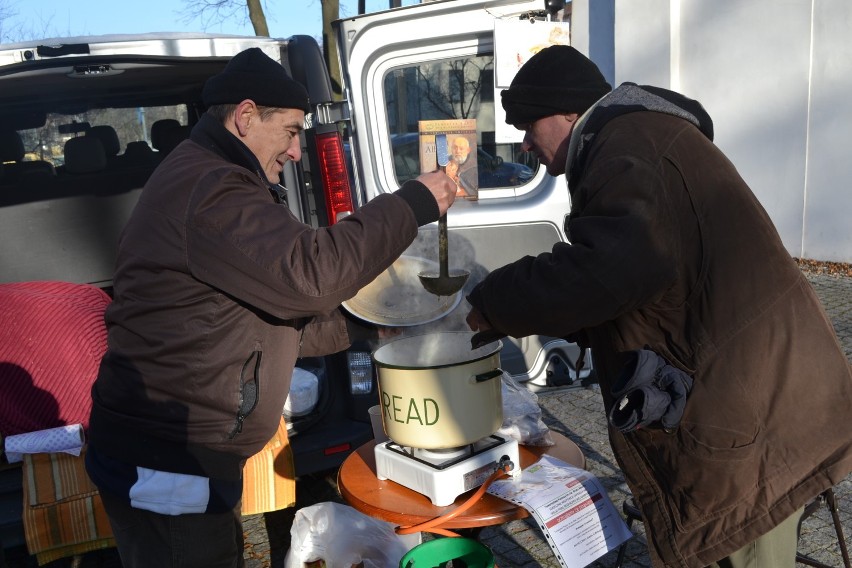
top-left (89, 114), bottom-right (438, 483)
top-left (467, 88), bottom-right (852, 566)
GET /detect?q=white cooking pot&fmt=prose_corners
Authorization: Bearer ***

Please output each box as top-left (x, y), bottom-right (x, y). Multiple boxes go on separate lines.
top-left (372, 331), bottom-right (503, 449)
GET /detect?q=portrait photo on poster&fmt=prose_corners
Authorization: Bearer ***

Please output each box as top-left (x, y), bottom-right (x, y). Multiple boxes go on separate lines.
top-left (418, 118), bottom-right (479, 200)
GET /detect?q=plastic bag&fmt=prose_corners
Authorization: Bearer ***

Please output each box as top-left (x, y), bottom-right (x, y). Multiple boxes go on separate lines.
top-left (284, 502), bottom-right (420, 568)
top-left (497, 372), bottom-right (554, 446)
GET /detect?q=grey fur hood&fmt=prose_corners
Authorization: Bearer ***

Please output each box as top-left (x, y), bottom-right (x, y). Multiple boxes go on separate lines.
top-left (567, 83), bottom-right (714, 188)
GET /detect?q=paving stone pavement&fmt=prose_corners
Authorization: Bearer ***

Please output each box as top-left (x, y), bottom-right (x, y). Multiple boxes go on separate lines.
top-left (252, 269), bottom-right (851, 568)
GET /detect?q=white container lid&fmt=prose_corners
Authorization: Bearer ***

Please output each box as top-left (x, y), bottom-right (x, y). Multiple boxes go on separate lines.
top-left (283, 367), bottom-right (319, 418)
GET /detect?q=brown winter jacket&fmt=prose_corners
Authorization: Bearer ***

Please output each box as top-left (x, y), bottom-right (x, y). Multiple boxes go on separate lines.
top-left (89, 114), bottom-right (439, 481)
top-left (467, 85), bottom-right (852, 566)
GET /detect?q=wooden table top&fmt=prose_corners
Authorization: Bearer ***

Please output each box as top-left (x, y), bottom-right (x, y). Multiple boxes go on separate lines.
top-left (337, 432), bottom-right (585, 530)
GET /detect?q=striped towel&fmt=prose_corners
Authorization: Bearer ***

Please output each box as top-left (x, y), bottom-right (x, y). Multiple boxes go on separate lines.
top-left (20, 415), bottom-right (295, 566)
top-left (22, 447), bottom-right (115, 564)
top-left (241, 416), bottom-right (296, 515)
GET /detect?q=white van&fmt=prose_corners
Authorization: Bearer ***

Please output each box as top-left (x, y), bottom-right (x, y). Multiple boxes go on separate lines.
top-left (334, 0), bottom-right (591, 390)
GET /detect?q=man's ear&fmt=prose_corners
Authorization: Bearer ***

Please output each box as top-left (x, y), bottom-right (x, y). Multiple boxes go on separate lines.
top-left (233, 99), bottom-right (256, 137)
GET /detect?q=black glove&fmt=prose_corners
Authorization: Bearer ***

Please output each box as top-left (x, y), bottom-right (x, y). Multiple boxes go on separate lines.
top-left (342, 309), bottom-right (380, 345)
top-left (608, 349), bottom-right (693, 433)
top-left (470, 328), bottom-right (507, 350)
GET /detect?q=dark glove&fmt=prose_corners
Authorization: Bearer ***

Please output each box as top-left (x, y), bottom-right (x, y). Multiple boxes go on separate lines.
top-left (342, 309), bottom-right (380, 345)
top-left (465, 303), bottom-right (506, 350)
top-left (470, 329), bottom-right (507, 350)
top-left (608, 349), bottom-right (693, 433)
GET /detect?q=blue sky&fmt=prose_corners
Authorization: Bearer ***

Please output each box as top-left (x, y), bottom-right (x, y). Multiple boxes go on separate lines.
top-left (1, 0), bottom-right (373, 43)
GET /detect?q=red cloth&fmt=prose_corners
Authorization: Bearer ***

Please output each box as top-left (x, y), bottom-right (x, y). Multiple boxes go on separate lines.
top-left (0, 281), bottom-right (110, 436)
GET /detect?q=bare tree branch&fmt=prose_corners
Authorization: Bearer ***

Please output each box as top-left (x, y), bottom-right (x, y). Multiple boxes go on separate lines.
top-left (416, 58), bottom-right (491, 120)
top-left (180, 0), bottom-right (265, 35)
top-left (1, 7), bottom-right (63, 44)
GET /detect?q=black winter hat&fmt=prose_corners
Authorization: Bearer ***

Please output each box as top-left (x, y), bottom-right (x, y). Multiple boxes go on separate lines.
top-left (501, 45), bottom-right (612, 126)
top-left (202, 47), bottom-right (310, 112)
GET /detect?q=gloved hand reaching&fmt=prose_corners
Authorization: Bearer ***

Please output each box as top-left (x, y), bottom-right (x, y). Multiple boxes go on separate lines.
top-left (466, 306), bottom-right (507, 349)
top-left (608, 349), bottom-right (693, 433)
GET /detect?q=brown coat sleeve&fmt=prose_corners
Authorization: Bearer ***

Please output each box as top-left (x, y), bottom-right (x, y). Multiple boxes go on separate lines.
top-left (298, 309), bottom-right (350, 357)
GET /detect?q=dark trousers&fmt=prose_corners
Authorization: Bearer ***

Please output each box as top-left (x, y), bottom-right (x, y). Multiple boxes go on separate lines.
top-left (100, 490), bottom-right (245, 568)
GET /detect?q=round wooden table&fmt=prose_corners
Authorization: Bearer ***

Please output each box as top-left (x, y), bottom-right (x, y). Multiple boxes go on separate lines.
top-left (337, 432), bottom-right (585, 530)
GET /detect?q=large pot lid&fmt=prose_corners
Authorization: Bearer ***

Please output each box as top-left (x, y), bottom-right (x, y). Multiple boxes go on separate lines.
top-left (342, 255), bottom-right (462, 327)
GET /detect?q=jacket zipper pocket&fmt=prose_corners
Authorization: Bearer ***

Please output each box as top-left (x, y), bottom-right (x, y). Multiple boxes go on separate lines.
top-left (229, 350), bottom-right (261, 439)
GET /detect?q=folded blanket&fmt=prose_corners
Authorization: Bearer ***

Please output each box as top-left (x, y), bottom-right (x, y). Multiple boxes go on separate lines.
top-left (0, 281), bottom-right (110, 436)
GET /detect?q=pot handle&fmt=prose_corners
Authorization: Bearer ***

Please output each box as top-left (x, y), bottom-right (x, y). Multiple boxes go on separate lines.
top-left (474, 368), bottom-right (503, 383)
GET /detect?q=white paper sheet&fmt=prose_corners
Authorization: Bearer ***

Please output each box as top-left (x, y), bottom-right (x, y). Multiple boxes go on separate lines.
top-left (493, 18), bottom-right (571, 143)
top-left (487, 454), bottom-right (632, 568)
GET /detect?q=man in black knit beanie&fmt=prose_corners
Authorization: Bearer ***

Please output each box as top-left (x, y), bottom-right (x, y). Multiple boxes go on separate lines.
top-left (466, 44), bottom-right (852, 568)
top-left (86, 47), bottom-right (457, 567)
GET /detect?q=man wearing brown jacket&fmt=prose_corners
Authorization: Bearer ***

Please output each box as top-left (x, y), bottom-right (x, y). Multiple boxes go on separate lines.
top-left (466, 45), bottom-right (852, 568)
top-left (86, 47), bottom-right (456, 567)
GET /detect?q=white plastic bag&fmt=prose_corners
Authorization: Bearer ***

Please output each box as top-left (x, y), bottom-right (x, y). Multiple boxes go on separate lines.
top-left (497, 372), bottom-right (554, 446)
top-left (284, 502), bottom-right (420, 568)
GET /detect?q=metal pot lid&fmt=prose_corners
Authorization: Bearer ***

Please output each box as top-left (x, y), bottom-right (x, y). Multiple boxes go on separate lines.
top-left (342, 255), bottom-right (462, 327)
top-left (373, 331), bottom-right (502, 369)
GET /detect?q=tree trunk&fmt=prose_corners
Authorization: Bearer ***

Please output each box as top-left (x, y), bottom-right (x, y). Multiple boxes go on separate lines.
top-left (246, 0), bottom-right (269, 36)
top-left (321, 0), bottom-right (342, 100)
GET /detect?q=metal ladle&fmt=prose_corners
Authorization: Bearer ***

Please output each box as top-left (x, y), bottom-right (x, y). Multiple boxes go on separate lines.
top-left (418, 213), bottom-right (470, 296)
top-left (418, 134), bottom-right (470, 297)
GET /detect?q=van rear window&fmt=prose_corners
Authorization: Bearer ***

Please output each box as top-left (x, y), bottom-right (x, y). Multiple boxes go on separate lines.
top-left (382, 54), bottom-right (536, 192)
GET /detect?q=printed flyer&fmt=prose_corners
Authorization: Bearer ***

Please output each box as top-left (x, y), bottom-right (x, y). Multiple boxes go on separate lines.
top-left (487, 454), bottom-right (632, 567)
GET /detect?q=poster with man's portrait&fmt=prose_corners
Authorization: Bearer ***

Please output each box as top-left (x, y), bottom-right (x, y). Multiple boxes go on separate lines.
top-left (418, 119), bottom-right (479, 200)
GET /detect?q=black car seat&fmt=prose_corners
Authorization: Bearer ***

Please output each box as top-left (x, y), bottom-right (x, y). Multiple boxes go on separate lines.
top-left (150, 119), bottom-right (180, 153)
top-left (0, 129), bottom-right (56, 183)
top-left (63, 137), bottom-right (107, 175)
top-left (86, 125), bottom-right (122, 169)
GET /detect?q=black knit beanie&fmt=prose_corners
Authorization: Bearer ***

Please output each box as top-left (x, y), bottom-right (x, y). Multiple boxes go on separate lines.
top-left (501, 45), bottom-right (612, 126)
top-left (202, 47), bottom-right (310, 112)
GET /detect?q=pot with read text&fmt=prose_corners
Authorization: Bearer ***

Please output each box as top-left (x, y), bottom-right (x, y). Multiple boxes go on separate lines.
top-left (372, 331), bottom-right (503, 449)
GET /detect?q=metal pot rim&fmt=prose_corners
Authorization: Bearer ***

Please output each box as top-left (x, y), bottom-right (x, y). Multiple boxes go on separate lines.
top-left (372, 331), bottom-right (502, 370)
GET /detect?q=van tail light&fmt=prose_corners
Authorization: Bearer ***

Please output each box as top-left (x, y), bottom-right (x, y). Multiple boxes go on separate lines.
top-left (347, 351), bottom-right (374, 395)
top-left (315, 132), bottom-right (354, 224)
